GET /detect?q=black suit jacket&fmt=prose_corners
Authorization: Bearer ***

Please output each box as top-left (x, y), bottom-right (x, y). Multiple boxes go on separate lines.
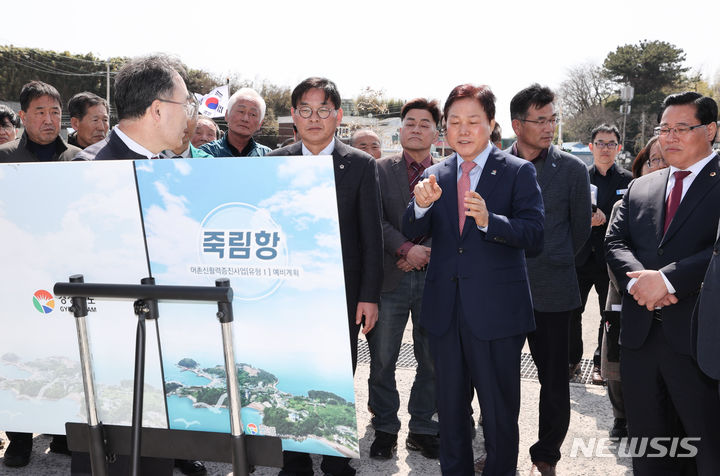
top-left (268, 139), bottom-right (383, 312)
top-left (576, 163), bottom-right (632, 268)
top-left (80, 129), bottom-right (148, 161)
top-left (693, 221), bottom-right (720, 380)
top-left (606, 154), bottom-right (720, 355)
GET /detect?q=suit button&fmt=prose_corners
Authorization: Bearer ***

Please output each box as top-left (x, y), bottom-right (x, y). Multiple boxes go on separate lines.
top-left (658, 248), bottom-right (664, 256)
top-left (714, 248), bottom-right (719, 256)
top-left (458, 248), bottom-right (464, 254)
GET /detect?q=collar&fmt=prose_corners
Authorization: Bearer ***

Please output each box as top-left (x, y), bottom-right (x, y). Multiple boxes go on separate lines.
top-left (114, 126), bottom-right (156, 159)
top-left (162, 146), bottom-right (191, 158)
top-left (301, 139), bottom-right (335, 156)
top-left (457, 141), bottom-right (492, 172)
top-left (668, 152), bottom-right (716, 177)
top-left (402, 150), bottom-right (432, 169)
top-left (511, 142), bottom-right (548, 162)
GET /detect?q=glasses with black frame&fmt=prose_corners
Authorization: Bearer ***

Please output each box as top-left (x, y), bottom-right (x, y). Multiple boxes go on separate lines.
top-left (653, 123), bottom-right (706, 137)
top-left (592, 141), bottom-right (619, 149)
top-left (157, 93), bottom-right (199, 118)
top-left (296, 106), bottom-right (335, 119)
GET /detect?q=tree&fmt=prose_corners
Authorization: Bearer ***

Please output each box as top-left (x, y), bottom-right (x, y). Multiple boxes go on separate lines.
top-left (602, 40), bottom-right (691, 152)
top-left (559, 63), bottom-right (614, 117)
top-left (354, 87), bottom-right (388, 116)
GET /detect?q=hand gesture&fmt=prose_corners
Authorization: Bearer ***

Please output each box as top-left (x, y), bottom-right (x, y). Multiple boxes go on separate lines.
top-left (414, 174), bottom-right (442, 208)
top-left (464, 191), bottom-right (489, 228)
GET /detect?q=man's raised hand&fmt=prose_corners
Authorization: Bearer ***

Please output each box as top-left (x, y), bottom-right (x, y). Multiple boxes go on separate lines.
top-left (414, 174), bottom-right (442, 208)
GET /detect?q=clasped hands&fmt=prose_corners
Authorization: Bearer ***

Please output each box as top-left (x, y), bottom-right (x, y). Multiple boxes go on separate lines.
top-left (396, 245), bottom-right (430, 272)
top-left (414, 174), bottom-right (489, 227)
top-left (626, 269), bottom-right (678, 311)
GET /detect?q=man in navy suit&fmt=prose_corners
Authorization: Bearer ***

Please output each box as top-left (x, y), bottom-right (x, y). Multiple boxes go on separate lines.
top-left (403, 84), bottom-right (544, 476)
top-left (606, 92), bottom-right (720, 475)
top-left (77, 54), bottom-right (196, 162)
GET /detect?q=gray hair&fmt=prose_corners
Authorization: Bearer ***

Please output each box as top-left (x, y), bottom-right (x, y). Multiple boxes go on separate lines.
top-left (227, 87), bottom-right (266, 121)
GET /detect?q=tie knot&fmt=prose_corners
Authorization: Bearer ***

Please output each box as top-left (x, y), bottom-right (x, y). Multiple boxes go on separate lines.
top-left (461, 161), bottom-right (476, 174)
top-left (674, 170), bottom-right (691, 182)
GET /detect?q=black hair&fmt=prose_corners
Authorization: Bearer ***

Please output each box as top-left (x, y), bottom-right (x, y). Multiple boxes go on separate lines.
top-left (68, 92), bottom-right (109, 119)
top-left (510, 83), bottom-right (554, 120)
top-left (291, 77), bottom-right (341, 109)
top-left (19, 81), bottom-right (62, 111)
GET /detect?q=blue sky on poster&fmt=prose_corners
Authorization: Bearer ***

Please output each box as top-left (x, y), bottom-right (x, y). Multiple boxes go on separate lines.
top-left (3, 0), bottom-right (717, 131)
top-left (136, 157), bottom-right (355, 390)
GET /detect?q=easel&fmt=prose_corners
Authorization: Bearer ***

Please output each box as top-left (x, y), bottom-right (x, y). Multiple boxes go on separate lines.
top-left (54, 274), bottom-right (283, 476)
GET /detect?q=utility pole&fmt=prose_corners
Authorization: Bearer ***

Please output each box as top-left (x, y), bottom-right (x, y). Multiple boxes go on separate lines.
top-left (106, 59), bottom-right (111, 114)
top-left (620, 85), bottom-right (634, 152)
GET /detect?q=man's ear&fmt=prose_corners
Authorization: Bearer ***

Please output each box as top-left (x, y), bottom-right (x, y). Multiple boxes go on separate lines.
top-left (70, 117), bottom-right (80, 131)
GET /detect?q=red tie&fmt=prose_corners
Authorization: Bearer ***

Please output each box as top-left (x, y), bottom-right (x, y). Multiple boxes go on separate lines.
top-left (458, 161), bottom-right (477, 233)
top-left (664, 170), bottom-right (692, 234)
top-left (409, 162), bottom-right (423, 197)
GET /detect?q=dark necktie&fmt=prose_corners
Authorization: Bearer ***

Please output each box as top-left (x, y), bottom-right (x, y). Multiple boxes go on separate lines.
top-left (458, 161), bottom-right (477, 233)
top-left (664, 170), bottom-right (692, 233)
top-left (408, 161), bottom-right (424, 197)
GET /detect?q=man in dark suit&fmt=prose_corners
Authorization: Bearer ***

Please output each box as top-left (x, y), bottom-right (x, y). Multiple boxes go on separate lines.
top-left (79, 54), bottom-right (207, 476)
top-left (403, 84), bottom-right (544, 476)
top-left (269, 77), bottom-right (383, 476)
top-left (77, 54), bottom-right (196, 162)
top-left (0, 81), bottom-right (79, 467)
top-left (694, 220), bottom-right (720, 395)
top-left (506, 84), bottom-right (592, 476)
top-left (606, 91), bottom-right (720, 475)
top-left (367, 98), bottom-right (440, 461)
top-left (570, 123), bottom-right (633, 386)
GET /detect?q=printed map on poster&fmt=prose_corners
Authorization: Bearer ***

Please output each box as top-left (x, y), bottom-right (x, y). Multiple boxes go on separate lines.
top-left (136, 156), bottom-right (359, 458)
top-left (0, 161), bottom-right (166, 434)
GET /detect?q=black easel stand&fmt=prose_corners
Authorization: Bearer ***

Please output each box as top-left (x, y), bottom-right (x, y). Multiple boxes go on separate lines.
top-left (55, 275), bottom-right (283, 476)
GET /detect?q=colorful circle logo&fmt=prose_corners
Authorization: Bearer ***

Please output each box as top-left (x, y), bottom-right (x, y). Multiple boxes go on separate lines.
top-left (33, 290), bottom-right (55, 314)
top-left (205, 97), bottom-right (219, 110)
top-left (246, 423), bottom-right (258, 435)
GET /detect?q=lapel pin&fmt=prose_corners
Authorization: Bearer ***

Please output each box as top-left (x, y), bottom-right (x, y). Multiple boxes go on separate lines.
top-left (711, 172), bottom-right (716, 177)
top-left (339, 164), bottom-right (345, 169)
top-left (491, 169), bottom-right (497, 175)
top-left (552, 162), bottom-right (557, 167)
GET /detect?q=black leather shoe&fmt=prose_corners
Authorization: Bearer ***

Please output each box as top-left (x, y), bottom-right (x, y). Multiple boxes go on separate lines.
top-left (406, 432), bottom-right (439, 459)
top-left (3, 439), bottom-right (32, 467)
top-left (49, 435), bottom-right (72, 455)
top-left (610, 418), bottom-right (628, 438)
top-left (174, 459), bottom-right (207, 476)
top-left (369, 430), bottom-right (397, 459)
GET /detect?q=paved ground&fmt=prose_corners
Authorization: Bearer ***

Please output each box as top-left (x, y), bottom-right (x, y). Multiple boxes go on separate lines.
top-left (0, 290), bottom-right (634, 475)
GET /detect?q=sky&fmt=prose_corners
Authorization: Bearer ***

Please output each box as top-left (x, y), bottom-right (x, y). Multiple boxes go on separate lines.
top-left (2, 0), bottom-right (718, 130)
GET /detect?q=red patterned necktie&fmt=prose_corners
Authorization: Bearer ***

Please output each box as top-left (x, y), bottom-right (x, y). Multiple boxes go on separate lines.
top-left (458, 161), bottom-right (477, 233)
top-left (664, 170), bottom-right (692, 234)
top-left (409, 161), bottom-right (423, 197)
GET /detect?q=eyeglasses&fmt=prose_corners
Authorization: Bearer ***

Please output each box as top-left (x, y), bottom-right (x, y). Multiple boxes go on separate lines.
top-left (296, 106), bottom-right (335, 119)
top-left (593, 141), bottom-right (618, 149)
top-left (157, 94), bottom-right (199, 118)
top-left (521, 117), bottom-right (559, 127)
top-left (646, 157), bottom-right (666, 168)
top-left (654, 124), bottom-right (705, 137)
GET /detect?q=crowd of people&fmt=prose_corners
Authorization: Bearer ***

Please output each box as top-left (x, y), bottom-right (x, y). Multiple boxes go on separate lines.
top-left (0, 53), bottom-right (719, 476)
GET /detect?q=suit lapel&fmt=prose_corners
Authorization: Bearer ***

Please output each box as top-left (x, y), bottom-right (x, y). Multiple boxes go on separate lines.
top-left (662, 155), bottom-right (720, 245)
top-left (439, 154), bottom-right (460, 239)
top-left (537, 146), bottom-right (561, 189)
top-left (390, 154), bottom-right (411, 205)
top-left (475, 148), bottom-right (507, 199)
top-left (331, 138), bottom-right (351, 186)
top-left (647, 167), bottom-right (670, 244)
